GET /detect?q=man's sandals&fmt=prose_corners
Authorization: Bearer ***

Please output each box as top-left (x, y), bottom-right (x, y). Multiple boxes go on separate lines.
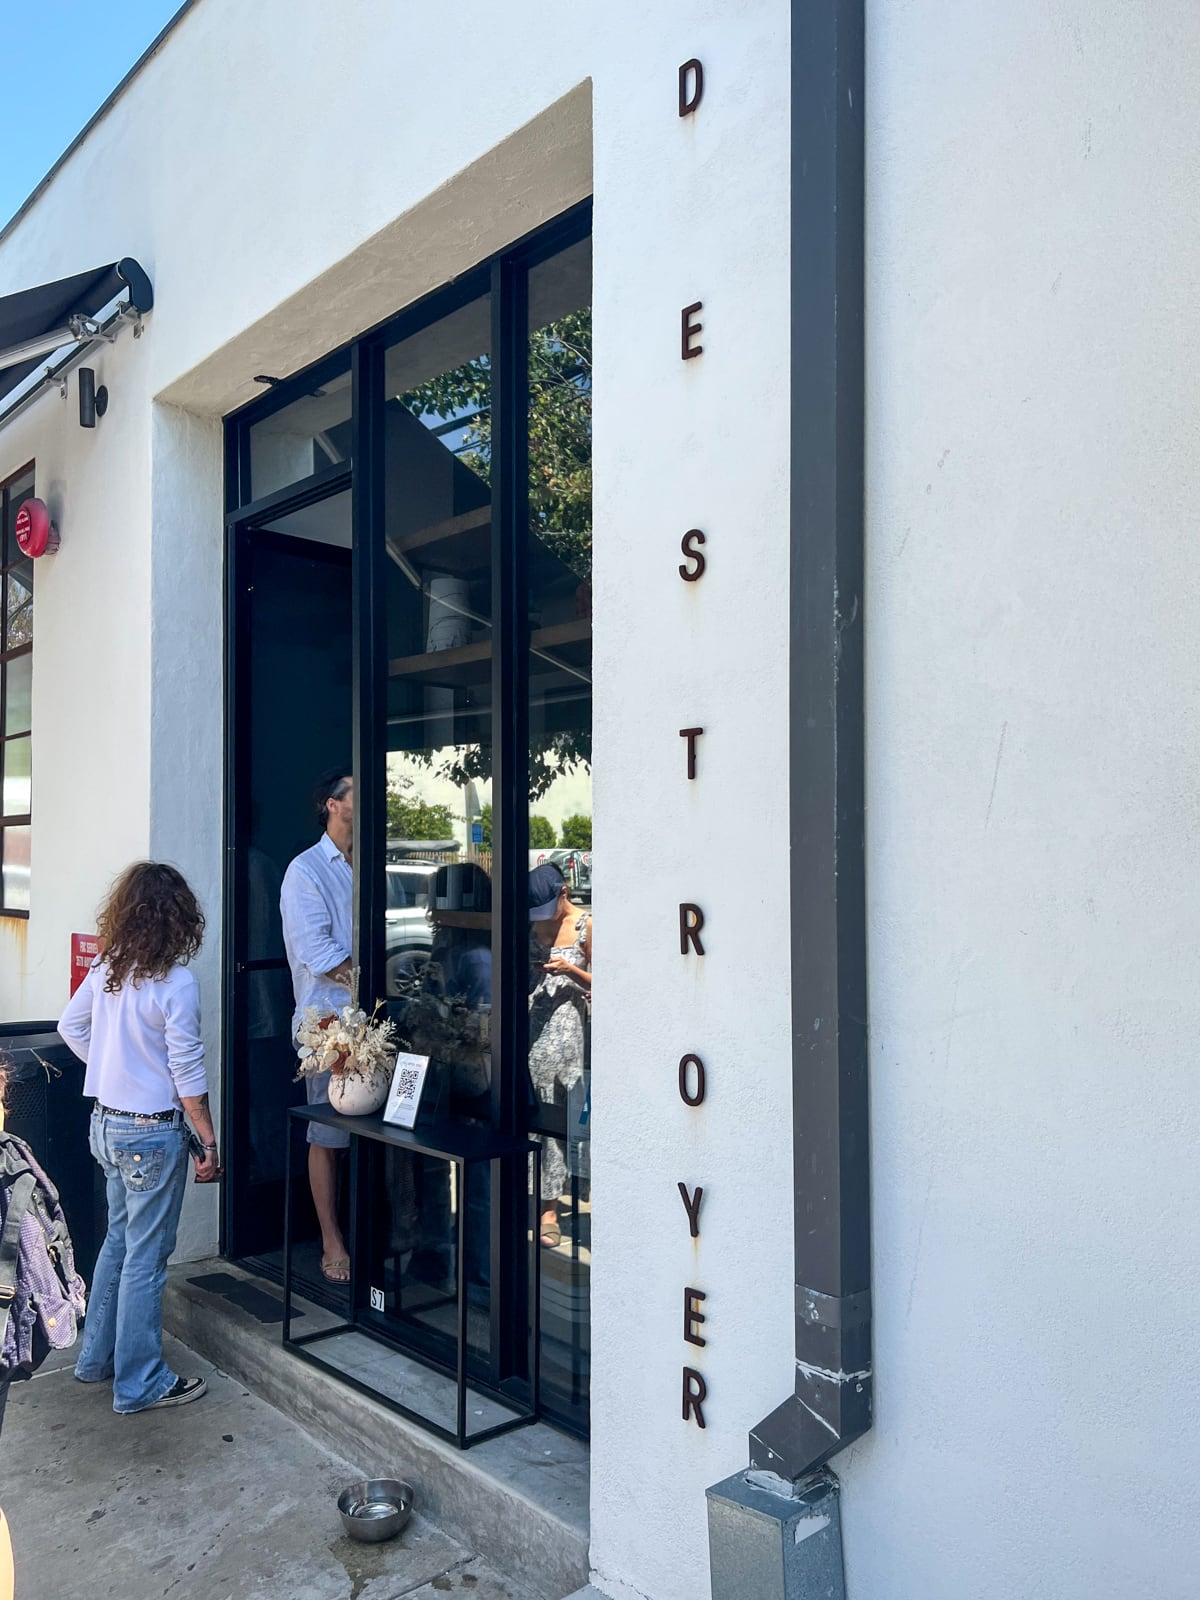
top-left (321, 1256), bottom-right (350, 1283)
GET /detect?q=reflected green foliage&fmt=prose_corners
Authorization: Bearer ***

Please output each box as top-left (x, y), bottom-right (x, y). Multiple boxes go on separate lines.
top-left (386, 777), bottom-right (455, 841)
top-left (529, 815), bottom-right (557, 849)
top-left (559, 814), bottom-right (591, 851)
top-left (5, 571), bottom-right (33, 651)
top-left (399, 310), bottom-right (592, 581)
top-left (399, 308), bottom-right (592, 801)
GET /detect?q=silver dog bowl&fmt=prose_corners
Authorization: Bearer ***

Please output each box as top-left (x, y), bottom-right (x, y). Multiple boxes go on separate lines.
top-left (336, 1478), bottom-right (414, 1544)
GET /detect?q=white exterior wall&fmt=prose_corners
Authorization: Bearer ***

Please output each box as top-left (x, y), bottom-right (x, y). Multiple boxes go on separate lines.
top-left (848, 3), bottom-right (1200, 1598)
top-left (590, 13), bottom-right (793, 1600)
top-left (0, 2), bottom-right (1196, 1598)
top-left (0, 327), bottom-right (153, 1021)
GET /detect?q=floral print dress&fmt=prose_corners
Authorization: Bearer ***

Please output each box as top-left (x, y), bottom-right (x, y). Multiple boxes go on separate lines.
top-left (528, 913), bottom-right (590, 1202)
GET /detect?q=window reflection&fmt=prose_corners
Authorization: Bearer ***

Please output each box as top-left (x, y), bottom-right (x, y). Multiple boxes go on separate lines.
top-left (248, 365), bottom-right (353, 501)
top-left (376, 297), bottom-right (496, 1354)
top-left (526, 236), bottom-right (592, 1430)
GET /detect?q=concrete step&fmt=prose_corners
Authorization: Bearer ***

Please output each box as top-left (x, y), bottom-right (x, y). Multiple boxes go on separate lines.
top-left (164, 1258), bottom-right (589, 1600)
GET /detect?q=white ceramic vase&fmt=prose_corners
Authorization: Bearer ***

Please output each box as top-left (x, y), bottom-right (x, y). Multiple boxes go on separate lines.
top-left (327, 1066), bottom-right (390, 1118)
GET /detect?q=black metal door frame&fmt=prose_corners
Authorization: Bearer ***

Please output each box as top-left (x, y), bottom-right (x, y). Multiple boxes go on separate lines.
top-left (221, 199), bottom-right (594, 1432)
top-left (220, 480), bottom-right (353, 1263)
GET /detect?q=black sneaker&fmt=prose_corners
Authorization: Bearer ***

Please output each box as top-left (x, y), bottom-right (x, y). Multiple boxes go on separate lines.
top-left (144, 1376), bottom-right (207, 1410)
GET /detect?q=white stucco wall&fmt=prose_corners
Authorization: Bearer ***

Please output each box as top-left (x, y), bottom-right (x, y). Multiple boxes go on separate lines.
top-left (845, 4), bottom-right (1200, 1597)
top-left (0, 328), bottom-right (153, 1023)
top-left (590, 11), bottom-right (793, 1600)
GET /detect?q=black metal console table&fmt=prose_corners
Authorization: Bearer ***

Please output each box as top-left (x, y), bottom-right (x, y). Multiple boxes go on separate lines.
top-left (283, 1103), bottom-right (540, 1448)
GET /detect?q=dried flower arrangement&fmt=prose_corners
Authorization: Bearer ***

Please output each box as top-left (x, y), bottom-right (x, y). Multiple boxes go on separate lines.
top-left (294, 972), bottom-right (398, 1083)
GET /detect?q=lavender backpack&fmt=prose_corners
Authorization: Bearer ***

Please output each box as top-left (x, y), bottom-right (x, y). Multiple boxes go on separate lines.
top-left (0, 1130), bottom-right (87, 1381)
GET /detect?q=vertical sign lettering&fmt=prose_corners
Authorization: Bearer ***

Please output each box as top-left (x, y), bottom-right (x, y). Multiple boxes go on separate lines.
top-left (679, 903), bottom-right (705, 955)
top-left (679, 726), bottom-right (704, 779)
top-left (678, 1053), bottom-right (707, 1106)
top-left (681, 302), bottom-right (704, 360)
top-left (679, 58), bottom-right (704, 117)
top-left (679, 528), bottom-right (707, 582)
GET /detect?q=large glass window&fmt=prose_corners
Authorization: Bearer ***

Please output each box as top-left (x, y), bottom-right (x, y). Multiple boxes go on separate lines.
top-left (1, 463), bottom-right (35, 915)
top-left (372, 294), bottom-right (497, 1369)
top-left (223, 205), bottom-right (593, 1439)
top-left (525, 237), bottom-right (592, 1432)
top-left (247, 360), bottom-right (352, 502)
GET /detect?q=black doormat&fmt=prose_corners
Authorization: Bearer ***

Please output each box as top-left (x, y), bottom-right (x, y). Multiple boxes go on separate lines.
top-left (186, 1271), bottom-right (301, 1325)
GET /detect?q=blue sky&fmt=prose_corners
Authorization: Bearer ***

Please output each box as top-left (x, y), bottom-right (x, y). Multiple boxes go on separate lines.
top-left (1, 0), bottom-right (184, 228)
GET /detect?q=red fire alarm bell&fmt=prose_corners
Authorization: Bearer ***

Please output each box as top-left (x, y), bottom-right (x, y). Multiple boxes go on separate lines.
top-left (14, 498), bottom-right (60, 558)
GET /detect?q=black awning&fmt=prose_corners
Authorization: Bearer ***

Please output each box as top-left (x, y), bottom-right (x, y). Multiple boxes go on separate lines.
top-left (0, 258), bottom-right (153, 403)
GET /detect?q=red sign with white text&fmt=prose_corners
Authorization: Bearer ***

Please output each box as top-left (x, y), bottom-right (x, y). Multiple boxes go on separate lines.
top-left (15, 499), bottom-right (59, 559)
top-left (70, 933), bottom-right (100, 996)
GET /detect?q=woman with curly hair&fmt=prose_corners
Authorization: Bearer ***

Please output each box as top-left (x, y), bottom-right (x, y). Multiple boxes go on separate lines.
top-left (58, 862), bottom-right (218, 1413)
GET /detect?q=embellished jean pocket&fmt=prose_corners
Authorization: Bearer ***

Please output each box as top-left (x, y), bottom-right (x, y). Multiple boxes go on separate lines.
top-left (113, 1143), bottom-right (167, 1193)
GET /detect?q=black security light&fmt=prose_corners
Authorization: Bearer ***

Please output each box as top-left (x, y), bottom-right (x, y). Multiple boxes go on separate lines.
top-left (78, 368), bottom-right (109, 428)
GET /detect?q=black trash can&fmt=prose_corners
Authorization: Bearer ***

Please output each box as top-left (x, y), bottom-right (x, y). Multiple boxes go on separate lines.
top-left (0, 1022), bottom-right (105, 1286)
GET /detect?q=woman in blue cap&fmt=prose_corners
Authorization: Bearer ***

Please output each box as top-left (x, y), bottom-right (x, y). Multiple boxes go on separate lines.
top-left (528, 862), bottom-right (592, 1247)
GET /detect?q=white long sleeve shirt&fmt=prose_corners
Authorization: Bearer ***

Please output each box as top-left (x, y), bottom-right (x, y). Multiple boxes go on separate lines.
top-left (280, 832), bottom-right (354, 1045)
top-left (58, 962), bottom-right (207, 1112)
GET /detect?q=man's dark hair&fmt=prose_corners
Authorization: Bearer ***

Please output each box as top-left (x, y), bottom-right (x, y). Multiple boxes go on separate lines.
top-left (313, 767), bottom-right (352, 831)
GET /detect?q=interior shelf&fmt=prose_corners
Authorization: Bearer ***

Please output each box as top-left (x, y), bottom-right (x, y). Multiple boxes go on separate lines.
top-left (388, 618), bottom-right (591, 685)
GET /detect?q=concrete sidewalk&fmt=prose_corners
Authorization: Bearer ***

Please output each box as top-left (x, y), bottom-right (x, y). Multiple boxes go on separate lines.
top-left (0, 1333), bottom-right (539, 1600)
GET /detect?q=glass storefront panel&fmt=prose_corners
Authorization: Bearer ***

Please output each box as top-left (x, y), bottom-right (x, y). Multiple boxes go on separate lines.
top-left (2, 734), bottom-right (31, 817)
top-left (526, 236), bottom-right (592, 1432)
top-left (5, 651), bottom-right (32, 736)
top-left (224, 207), bottom-right (593, 1439)
top-left (2, 469), bottom-right (34, 566)
top-left (375, 295), bottom-right (497, 1369)
top-left (248, 362), bottom-right (353, 502)
top-left (2, 824), bottom-right (30, 912)
top-left (5, 569), bottom-right (32, 651)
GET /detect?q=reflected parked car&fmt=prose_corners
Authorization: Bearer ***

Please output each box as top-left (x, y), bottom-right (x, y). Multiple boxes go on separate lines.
top-left (384, 861), bottom-right (439, 995)
top-left (528, 847), bottom-right (591, 903)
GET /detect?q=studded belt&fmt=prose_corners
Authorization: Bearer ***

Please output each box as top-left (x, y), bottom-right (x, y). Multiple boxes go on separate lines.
top-left (96, 1102), bottom-right (179, 1122)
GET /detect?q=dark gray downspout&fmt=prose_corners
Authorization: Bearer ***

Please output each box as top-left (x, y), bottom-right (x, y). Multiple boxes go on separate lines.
top-left (751, 0), bottom-right (870, 1486)
top-left (708, 2), bottom-right (868, 1590)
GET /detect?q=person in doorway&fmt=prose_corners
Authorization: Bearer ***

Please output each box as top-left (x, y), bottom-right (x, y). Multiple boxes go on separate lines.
top-left (57, 862), bottom-right (218, 1412)
top-left (280, 769), bottom-right (355, 1285)
top-left (528, 863), bottom-right (592, 1248)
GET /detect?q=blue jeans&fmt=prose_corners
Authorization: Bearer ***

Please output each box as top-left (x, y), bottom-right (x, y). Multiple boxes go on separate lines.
top-left (75, 1109), bottom-right (189, 1413)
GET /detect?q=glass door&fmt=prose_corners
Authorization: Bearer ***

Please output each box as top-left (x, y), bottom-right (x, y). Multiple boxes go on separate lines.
top-left (224, 485), bottom-right (352, 1290)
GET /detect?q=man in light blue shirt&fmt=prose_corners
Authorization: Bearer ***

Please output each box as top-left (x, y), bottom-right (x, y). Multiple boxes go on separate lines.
top-left (280, 769), bottom-right (355, 1284)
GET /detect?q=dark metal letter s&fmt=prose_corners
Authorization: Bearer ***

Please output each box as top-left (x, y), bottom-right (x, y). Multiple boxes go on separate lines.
top-left (679, 528), bottom-right (707, 582)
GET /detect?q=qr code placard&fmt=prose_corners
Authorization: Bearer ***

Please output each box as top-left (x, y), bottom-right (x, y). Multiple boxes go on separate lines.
top-left (384, 1054), bottom-right (429, 1129)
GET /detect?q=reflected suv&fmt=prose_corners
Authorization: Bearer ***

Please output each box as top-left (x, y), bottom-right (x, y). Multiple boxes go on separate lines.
top-left (384, 862), bottom-right (438, 995)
